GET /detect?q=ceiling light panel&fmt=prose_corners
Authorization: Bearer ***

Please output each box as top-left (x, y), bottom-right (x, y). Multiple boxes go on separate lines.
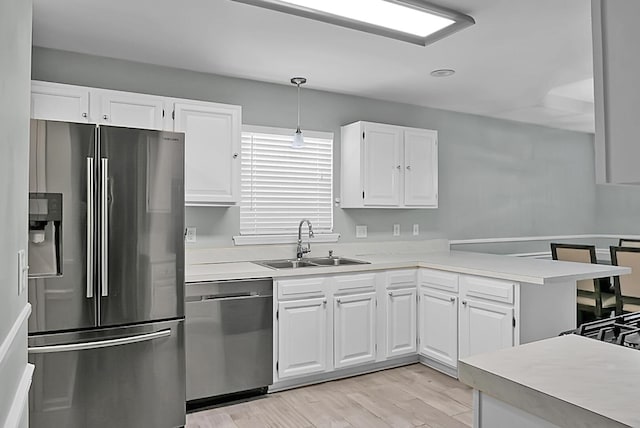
top-left (231, 0), bottom-right (475, 46)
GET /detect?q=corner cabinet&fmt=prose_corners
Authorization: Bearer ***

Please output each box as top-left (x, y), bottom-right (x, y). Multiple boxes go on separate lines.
top-left (340, 121), bottom-right (438, 208)
top-left (174, 102), bottom-right (241, 206)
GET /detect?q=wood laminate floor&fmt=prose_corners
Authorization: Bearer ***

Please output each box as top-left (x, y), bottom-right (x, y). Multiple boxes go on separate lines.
top-left (186, 364), bottom-right (473, 428)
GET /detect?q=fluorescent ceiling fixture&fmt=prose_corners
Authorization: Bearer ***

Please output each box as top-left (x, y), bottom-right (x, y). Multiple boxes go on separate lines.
top-left (231, 0), bottom-right (475, 46)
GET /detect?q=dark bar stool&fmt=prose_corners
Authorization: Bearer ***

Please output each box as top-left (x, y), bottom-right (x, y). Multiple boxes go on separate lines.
top-left (610, 246), bottom-right (640, 315)
top-left (551, 243), bottom-right (617, 324)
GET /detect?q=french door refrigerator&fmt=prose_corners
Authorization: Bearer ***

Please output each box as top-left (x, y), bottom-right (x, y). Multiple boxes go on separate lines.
top-left (27, 120), bottom-right (186, 428)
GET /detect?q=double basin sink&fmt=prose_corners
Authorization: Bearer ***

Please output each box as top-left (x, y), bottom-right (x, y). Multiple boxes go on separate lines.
top-left (255, 256), bottom-right (370, 270)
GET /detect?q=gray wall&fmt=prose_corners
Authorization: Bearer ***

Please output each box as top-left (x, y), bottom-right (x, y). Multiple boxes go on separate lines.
top-left (1, 0), bottom-right (31, 426)
top-left (32, 47), bottom-right (597, 250)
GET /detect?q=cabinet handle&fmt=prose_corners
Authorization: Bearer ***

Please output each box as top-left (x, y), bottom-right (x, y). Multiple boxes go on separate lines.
top-left (233, 153), bottom-right (239, 159)
top-left (336, 298), bottom-right (341, 304)
top-left (396, 165), bottom-right (401, 170)
top-left (462, 300), bottom-right (467, 306)
top-left (82, 112), bottom-right (88, 118)
top-left (322, 299), bottom-right (327, 306)
top-left (450, 296), bottom-right (456, 302)
top-left (103, 114), bottom-right (109, 120)
top-left (406, 165), bottom-right (412, 170)
top-left (388, 291), bottom-right (394, 297)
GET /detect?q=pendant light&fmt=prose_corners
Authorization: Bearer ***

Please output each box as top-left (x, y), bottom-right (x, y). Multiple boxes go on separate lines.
top-left (291, 77), bottom-right (307, 148)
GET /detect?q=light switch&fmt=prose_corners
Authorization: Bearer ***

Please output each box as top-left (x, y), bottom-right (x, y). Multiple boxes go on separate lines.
top-left (185, 227), bottom-right (197, 243)
top-left (18, 250), bottom-right (28, 295)
top-left (413, 224), bottom-right (420, 236)
top-left (356, 225), bottom-right (367, 238)
top-left (393, 224), bottom-right (400, 236)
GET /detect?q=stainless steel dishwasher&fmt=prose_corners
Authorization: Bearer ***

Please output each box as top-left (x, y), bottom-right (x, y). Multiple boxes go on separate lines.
top-left (185, 278), bottom-right (273, 403)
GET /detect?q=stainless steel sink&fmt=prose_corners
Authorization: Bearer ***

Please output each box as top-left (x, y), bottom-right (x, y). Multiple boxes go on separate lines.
top-left (306, 257), bottom-right (370, 266)
top-left (255, 257), bottom-right (369, 270)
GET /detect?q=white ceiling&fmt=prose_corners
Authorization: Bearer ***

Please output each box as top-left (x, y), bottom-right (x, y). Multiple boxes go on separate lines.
top-left (32, 0), bottom-right (595, 133)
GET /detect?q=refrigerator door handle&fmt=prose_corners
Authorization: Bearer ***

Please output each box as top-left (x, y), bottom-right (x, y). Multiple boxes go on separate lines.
top-left (27, 329), bottom-right (172, 354)
top-left (101, 158), bottom-right (109, 297)
top-left (87, 157), bottom-right (94, 299)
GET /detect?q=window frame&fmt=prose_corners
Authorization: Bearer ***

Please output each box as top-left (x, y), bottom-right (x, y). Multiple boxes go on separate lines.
top-left (233, 124), bottom-right (339, 246)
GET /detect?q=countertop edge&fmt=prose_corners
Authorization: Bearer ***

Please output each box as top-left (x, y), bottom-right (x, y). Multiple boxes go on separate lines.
top-left (458, 359), bottom-right (627, 428)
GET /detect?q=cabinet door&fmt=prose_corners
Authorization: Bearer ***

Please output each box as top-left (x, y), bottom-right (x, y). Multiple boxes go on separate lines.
top-left (98, 91), bottom-right (165, 130)
top-left (334, 292), bottom-right (376, 369)
top-left (278, 298), bottom-right (328, 379)
top-left (363, 123), bottom-right (402, 206)
top-left (404, 129), bottom-right (438, 207)
top-left (386, 288), bottom-right (417, 358)
top-left (459, 298), bottom-right (514, 359)
top-left (31, 81), bottom-right (90, 123)
top-left (419, 288), bottom-right (458, 367)
top-left (174, 102), bottom-right (241, 205)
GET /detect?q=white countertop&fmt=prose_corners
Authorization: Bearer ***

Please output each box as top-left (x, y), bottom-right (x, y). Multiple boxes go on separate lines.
top-left (185, 250), bottom-right (629, 284)
top-left (458, 335), bottom-right (639, 427)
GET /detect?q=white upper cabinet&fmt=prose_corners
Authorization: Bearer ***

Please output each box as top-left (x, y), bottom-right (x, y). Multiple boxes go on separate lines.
top-left (174, 101), bottom-right (241, 206)
top-left (404, 129), bottom-right (438, 206)
top-left (341, 121), bottom-right (438, 208)
top-left (31, 81), bottom-right (243, 207)
top-left (95, 90), bottom-right (165, 130)
top-left (31, 81), bottom-right (90, 123)
top-left (362, 123), bottom-right (402, 206)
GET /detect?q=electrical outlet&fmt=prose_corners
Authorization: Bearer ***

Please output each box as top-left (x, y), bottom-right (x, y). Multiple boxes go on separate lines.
top-left (356, 225), bottom-right (367, 238)
top-left (185, 227), bottom-right (197, 243)
top-left (393, 224), bottom-right (400, 236)
top-left (413, 224), bottom-right (420, 236)
top-left (17, 250), bottom-right (27, 295)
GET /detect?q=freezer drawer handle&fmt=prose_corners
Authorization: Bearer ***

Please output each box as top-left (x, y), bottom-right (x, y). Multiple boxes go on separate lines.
top-left (28, 329), bottom-right (171, 354)
top-left (86, 157), bottom-right (94, 299)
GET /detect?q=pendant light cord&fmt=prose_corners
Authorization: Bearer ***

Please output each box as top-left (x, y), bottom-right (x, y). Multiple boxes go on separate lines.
top-left (296, 82), bottom-right (301, 132)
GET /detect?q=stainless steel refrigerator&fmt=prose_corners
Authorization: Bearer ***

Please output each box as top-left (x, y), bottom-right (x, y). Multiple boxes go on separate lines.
top-left (27, 120), bottom-right (186, 428)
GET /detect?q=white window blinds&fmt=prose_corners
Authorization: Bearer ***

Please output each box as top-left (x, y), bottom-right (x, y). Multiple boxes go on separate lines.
top-left (240, 126), bottom-right (334, 236)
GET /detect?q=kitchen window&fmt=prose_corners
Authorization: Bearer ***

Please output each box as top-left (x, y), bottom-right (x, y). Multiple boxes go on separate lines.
top-left (234, 125), bottom-right (337, 245)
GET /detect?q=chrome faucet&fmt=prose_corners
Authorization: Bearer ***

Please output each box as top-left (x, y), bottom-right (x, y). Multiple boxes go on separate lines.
top-left (296, 219), bottom-right (314, 259)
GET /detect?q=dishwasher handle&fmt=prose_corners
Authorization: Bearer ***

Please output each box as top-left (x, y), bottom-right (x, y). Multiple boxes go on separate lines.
top-left (187, 293), bottom-right (272, 302)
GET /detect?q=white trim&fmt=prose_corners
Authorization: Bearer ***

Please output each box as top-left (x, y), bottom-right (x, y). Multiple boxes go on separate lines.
top-left (243, 124), bottom-right (334, 141)
top-left (449, 234), bottom-right (640, 245)
top-left (0, 304), bottom-right (31, 368)
top-left (3, 364), bottom-right (35, 428)
top-left (233, 233), bottom-right (341, 246)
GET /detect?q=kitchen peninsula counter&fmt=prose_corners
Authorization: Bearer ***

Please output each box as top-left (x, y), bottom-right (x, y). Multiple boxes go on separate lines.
top-left (459, 334), bottom-right (638, 427)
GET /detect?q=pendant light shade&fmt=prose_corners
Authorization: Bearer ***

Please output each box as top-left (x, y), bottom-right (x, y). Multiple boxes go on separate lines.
top-left (291, 77), bottom-right (307, 148)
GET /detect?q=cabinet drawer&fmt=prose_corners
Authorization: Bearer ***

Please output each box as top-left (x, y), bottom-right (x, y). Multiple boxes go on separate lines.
top-left (334, 273), bottom-right (376, 294)
top-left (419, 269), bottom-right (459, 293)
top-left (387, 269), bottom-right (417, 289)
top-left (461, 275), bottom-right (514, 304)
top-left (277, 277), bottom-right (327, 300)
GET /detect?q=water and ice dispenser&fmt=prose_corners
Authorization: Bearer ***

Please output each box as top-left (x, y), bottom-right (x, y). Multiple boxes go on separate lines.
top-left (28, 192), bottom-right (62, 277)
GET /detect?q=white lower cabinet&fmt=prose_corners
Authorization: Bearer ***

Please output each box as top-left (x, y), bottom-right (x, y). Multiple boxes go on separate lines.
top-left (458, 297), bottom-right (514, 360)
top-left (386, 288), bottom-right (417, 358)
top-left (334, 292), bottom-right (377, 369)
top-left (277, 297), bottom-right (328, 379)
top-left (419, 287), bottom-right (458, 367)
